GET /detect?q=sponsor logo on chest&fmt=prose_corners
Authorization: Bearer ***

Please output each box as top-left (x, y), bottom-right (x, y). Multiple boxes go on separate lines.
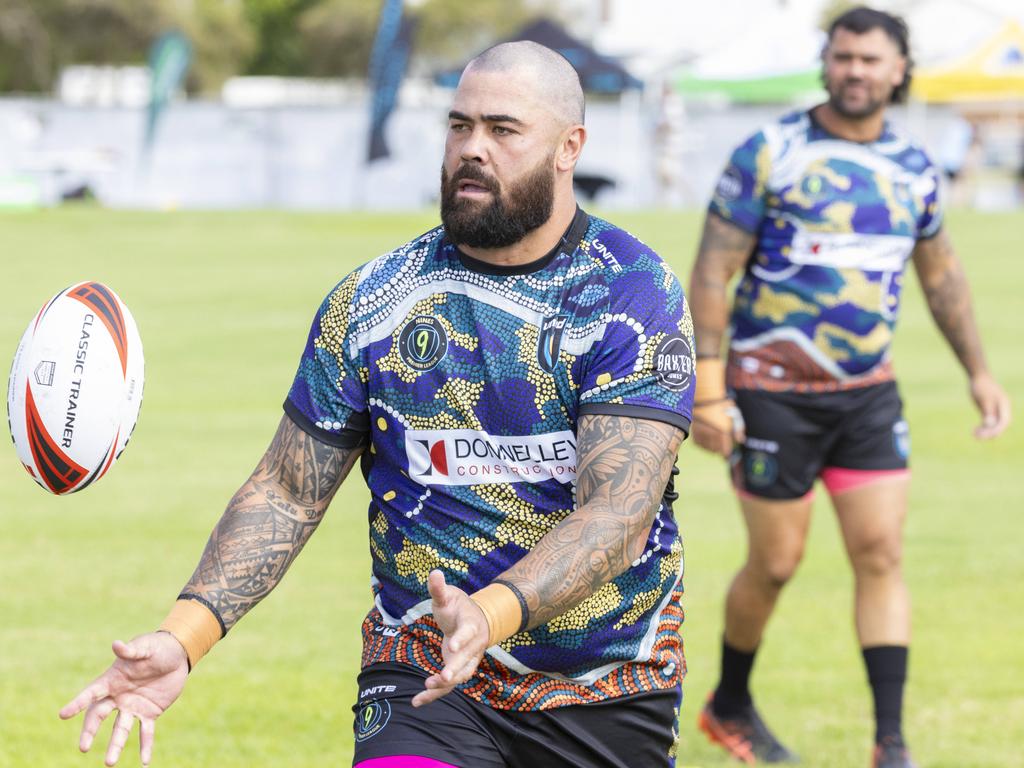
top-left (537, 313), bottom-right (569, 373)
top-left (406, 429), bottom-right (577, 486)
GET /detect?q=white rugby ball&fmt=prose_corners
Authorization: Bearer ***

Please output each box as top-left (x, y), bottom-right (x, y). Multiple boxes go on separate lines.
top-left (7, 281), bottom-right (144, 494)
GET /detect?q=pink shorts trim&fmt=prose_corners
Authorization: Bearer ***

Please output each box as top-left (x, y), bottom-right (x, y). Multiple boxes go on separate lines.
top-left (821, 467), bottom-right (909, 495)
top-left (354, 757), bottom-right (461, 768)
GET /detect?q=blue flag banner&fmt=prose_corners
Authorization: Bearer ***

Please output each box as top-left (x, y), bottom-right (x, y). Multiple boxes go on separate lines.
top-left (367, 0), bottom-right (416, 162)
top-left (144, 31), bottom-right (192, 156)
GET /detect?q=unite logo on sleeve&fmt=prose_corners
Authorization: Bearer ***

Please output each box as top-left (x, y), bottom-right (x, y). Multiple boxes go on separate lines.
top-left (405, 429), bottom-right (577, 486)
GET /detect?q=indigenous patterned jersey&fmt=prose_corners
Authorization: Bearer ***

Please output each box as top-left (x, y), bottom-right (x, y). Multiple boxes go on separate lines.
top-left (709, 109), bottom-right (943, 393)
top-left (285, 209), bottom-right (695, 710)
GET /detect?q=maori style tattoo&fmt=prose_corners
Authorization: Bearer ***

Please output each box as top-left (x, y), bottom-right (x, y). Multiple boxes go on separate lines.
top-left (689, 213), bottom-right (756, 357)
top-left (501, 415), bottom-right (684, 629)
top-left (913, 230), bottom-right (988, 376)
top-left (181, 416), bottom-right (361, 631)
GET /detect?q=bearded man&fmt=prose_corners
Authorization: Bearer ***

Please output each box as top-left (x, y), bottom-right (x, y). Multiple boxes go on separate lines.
top-left (62, 41), bottom-right (696, 768)
top-left (689, 7), bottom-right (1010, 767)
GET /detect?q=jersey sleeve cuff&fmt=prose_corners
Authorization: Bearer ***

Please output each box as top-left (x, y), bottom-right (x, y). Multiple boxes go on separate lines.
top-left (283, 398), bottom-right (370, 449)
top-left (578, 403), bottom-right (691, 437)
top-left (707, 205), bottom-right (761, 235)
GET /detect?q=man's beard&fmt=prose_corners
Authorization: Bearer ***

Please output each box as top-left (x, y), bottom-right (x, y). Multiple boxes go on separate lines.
top-left (440, 157), bottom-right (555, 249)
top-left (826, 77), bottom-right (889, 119)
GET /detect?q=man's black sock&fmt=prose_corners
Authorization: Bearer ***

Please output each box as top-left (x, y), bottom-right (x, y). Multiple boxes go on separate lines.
top-left (712, 638), bottom-right (757, 717)
top-left (863, 645), bottom-right (908, 744)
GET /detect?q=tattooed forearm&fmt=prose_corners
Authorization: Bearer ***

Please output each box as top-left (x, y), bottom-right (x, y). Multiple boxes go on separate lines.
top-left (689, 213), bottom-right (756, 357)
top-left (913, 231), bottom-right (989, 376)
top-left (500, 415), bottom-right (684, 629)
top-left (181, 415), bottom-right (362, 630)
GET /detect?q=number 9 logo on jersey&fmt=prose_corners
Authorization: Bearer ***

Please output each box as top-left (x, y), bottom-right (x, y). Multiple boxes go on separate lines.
top-left (398, 315), bottom-right (449, 371)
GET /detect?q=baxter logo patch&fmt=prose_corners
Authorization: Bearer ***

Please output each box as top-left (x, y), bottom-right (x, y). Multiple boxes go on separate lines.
top-left (397, 315), bottom-right (448, 371)
top-left (406, 429), bottom-right (577, 486)
top-left (654, 333), bottom-right (694, 391)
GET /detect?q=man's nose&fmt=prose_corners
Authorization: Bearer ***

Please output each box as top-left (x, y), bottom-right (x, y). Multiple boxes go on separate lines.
top-left (459, 126), bottom-right (489, 164)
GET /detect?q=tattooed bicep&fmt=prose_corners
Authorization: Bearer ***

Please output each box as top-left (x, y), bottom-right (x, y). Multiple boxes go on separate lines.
top-left (256, 415), bottom-right (363, 507)
top-left (575, 414), bottom-right (684, 515)
top-left (696, 213), bottom-right (757, 270)
top-left (911, 228), bottom-right (956, 281)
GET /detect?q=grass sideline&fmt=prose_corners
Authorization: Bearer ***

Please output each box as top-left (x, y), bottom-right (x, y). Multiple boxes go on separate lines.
top-left (1, 208), bottom-right (1021, 767)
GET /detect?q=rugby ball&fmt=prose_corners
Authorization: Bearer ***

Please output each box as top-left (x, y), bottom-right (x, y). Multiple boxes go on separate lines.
top-left (7, 281), bottom-right (144, 494)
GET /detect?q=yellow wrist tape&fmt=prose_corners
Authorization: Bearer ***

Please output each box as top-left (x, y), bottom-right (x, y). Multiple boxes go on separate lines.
top-left (159, 599), bottom-right (223, 670)
top-left (470, 582), bottom-right (525, 647)
top-left (695, 358), bottom-right (727, 404)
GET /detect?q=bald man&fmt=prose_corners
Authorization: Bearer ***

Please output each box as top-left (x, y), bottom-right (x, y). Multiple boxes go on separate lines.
top-left (61, 42), bottom-right (696, 768)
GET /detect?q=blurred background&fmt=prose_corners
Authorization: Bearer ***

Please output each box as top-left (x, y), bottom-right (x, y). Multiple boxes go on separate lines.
top-left (0, 0), bottom-right (1022, 212)
top-left (1, 2), bottom-right (1022, 767)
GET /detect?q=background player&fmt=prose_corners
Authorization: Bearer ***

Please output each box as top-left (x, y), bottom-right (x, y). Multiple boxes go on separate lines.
top-left (60, 41), bottom-right (696, 768)
top-left (687, 6), bottom-right (1011, 768)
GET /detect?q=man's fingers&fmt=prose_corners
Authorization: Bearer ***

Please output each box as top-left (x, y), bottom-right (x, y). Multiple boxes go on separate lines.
top-left (60, 680), bottom-right (110, 720)
top-left (414, 652), bottom-right (480, 706)
top-left (411, 678), bottom-right (454, 708)
top-left (139, 718), bottom-right (155, 767)
top-left (79, 698), bottom-right (116, 752)
top-left (452, 654), bottom-right (482, 685)
top-left (730, 406), bottom-right (747, 444)
top-left (445, 620), bottom-right (481, 656)
top-left (105, 709), bottom-right (135, 767)
top-left (975, 393), bottom-right (1011, 439)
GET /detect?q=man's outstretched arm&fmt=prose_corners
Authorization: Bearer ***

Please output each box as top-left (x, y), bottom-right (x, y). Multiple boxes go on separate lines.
top-left (179, 414), bottom-right (362, 631)
top-left (60, 414), bottom-right (362, 766)
top-left (912, 229), bottom-right (1011, 438)
top-left (415, 413), bottom-right (684, 706)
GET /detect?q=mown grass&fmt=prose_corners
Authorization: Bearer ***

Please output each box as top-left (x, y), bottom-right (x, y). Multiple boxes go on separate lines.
top-left (1, 208), bottom-right (1020, 767)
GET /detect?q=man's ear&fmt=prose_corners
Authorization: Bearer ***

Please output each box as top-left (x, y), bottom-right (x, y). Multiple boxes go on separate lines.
top-left (556, 125), bottom-right (586, 172)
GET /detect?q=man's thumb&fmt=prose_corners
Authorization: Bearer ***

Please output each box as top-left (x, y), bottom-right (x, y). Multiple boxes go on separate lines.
top-left (112, 639), bottom-right (147, 661)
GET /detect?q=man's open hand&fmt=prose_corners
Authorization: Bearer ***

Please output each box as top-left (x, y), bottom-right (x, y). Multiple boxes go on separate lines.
top-left (412, 570), bottom-right (491, 708)
top-left (60, 632), bottom-right (189, 766)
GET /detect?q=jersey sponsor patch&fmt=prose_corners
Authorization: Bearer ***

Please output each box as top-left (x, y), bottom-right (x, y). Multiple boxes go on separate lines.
top-left (354, 699), bottom-right (391, 742)
top-left (654, 333), bottom-right (694, 392)
top-left (537, 313), bottom-right (569, 373)
top-left (744, 450), bottom-right (779, 488)
top-left (406, 429), bottom-right (577, 486)
top-left (892, 419), bottom-right (910, 459)
top-left (398, 314), bottom-right (448, 371)
top-left (716, 165), bottom-right (743, 201)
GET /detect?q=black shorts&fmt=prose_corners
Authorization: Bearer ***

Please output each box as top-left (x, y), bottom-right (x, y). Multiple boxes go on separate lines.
top-left (351, 663), bottom-right (680, 768)
top-left (733, 381), bottom-right (909, 500)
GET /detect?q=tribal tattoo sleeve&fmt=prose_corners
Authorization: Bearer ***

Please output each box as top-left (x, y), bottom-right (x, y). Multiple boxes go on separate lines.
top-left (500, 414), bottom-right (684, 629)
top-left (180, 414), bottom-right (363, 631)
top-left (689, 212), bottom-right (756, 357)
top-left (912, 229), bottom-right (990, 377)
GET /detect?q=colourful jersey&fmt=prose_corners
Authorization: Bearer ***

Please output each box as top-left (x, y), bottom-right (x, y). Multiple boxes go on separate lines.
top-left (285, 209), bottom-right (695, 711)
top-left (709, 109), bottom-right (943, 393)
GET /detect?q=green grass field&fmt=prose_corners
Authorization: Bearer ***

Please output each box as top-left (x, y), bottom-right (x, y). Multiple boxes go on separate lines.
top-left (1, 208), bottom-right (1021, 767)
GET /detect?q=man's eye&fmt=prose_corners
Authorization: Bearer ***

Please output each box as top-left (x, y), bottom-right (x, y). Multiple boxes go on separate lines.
top-left (493, 126), bottom-right (513, 136)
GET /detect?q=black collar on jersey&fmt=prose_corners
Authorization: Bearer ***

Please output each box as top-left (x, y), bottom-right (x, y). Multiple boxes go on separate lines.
top-left (454, 206), bottom-right (590, 276)
top-left (807, 105), bottom-right (892, 146)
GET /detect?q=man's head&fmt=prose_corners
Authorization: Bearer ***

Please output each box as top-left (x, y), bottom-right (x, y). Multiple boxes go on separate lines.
top-left (822, 6), bottom-right (911, 118)
top-left (441, 41), bottom-right (586, 249)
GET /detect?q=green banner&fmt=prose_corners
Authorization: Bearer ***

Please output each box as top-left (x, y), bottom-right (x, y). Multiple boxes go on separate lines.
top-left (144, 32), bottom-right (192, 154)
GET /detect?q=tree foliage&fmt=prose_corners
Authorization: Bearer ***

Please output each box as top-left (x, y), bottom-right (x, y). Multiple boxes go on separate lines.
top-left (0, 0), bottom-right (539, 93)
